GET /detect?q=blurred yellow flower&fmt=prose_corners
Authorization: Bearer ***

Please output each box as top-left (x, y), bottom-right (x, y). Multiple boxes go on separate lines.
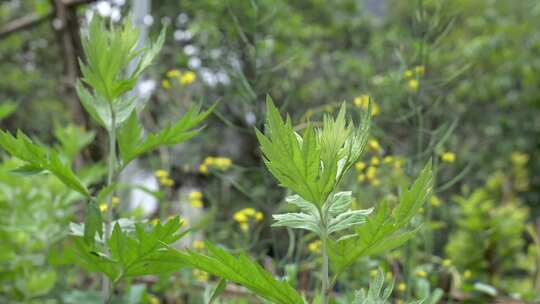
top-left (353, 94), bottom-right (379, 116)
top-left (357, 174), bottom-right (366, 182)
top-left (383, 156), bottom-right (393, 164)
top-left (415, 270), bottom-right (428, 278)
top-left (464, 270), bottom-right (472, 279)
top-left (398, 283), bottom-right (406, 292)
top-left (366, 166), bottom-right (377, 180)
top-left (199, 164), bottom-right (208, 174)
top-left (240, 222), bottom-right (249, 232)
top-left (371, 178), bottom-right (381, 187)
top-left (166, 69), bottom-right (181, 78)
top-left (308, 240), bottom-right (322, 253)
top-left (154, 169), bottom-right (168, 178)
top-left (355, 161), bottom-right (366, 171)
top-left (415, 65), bottom-right (425, 76)
top-left (99, 203), bottom-right (108, 212)
top-left (233, 212), bottom-right (248, 223)
top-left (111, 196), bottom-right (120, 207)
top-left (148, 295), bottom-right (160, 304)
top-left (370, 269), bottom-right (378, 277)
top-left (193, 269), bottom-right (209, 282)
top-left (162, 79), bottom-right (171, 89)
top-left (441, 152), bottom-right (456, 163)
top-left (180, 71), bottom-right (196, 85)
top-left (150, 218), bottom-right (159, 226)
top-left (511, 152), bottom-right (529, 166)
top-left (255, 211), bottom-right (264, 221)
top-left (189, 191), bottom-right (203, 201)
top-left (404, 69), bottom-right (414, 78)
top-left (192, 240), bottom-right (205, 250)
top-left (370, 156), bottom-right (380, 166)
top-left (442, 259), bottom-right (452, 267)
top-left (430, 196), bottom-right (442, 207)
top-left (159, 177), bottom-right (174, 187)
top-left (407, 79), bottom-right (419, 91)
top-left (190, 200), bottom-right (203, 208)
top-left (368, 139), bottom-right (381, 152)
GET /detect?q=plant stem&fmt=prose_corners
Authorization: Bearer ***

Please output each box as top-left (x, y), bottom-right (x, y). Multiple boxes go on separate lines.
top-left (102, 110), bottom-right (117, 302)
top-left (319, 203), bottom-right (330, 304)
top-left (321, 235), bottom-right (329, 304)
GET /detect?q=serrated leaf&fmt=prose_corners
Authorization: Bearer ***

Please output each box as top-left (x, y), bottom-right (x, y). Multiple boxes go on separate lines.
top-left (179, 242), bottom-right (304, 304)
top-left (272, 212), bottom-right (321, 235)
top-left (329, 161), bottom-right (433, 275)
top-left (0, 130), bottom-right (90, 197)
top-left (84, 201), bottom-right (103, 245)
top-left (118, 103), bottom-right (215, 166)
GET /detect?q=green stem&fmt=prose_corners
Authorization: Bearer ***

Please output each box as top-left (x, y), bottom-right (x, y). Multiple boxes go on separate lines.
top-left (321, 236), bottom-right (329, 304)
top-left (102, 109), bottom-right (117, 302)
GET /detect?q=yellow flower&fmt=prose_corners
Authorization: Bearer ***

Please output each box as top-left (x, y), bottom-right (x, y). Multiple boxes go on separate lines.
top-left (159, 177), bottom-right (174, 187)
top-left (166, 69), bottom-right (181, 78)
top-left (192, 240), bottom-right (205, 250)
top-left (366, 166), bottom-right (377, 180)
top-left (398, 283), bottom-right (406, 292)
top-left (255, 212), bottom-right (264, 221)
top-left (368, 139), bottom-right (381, 152)
top-left (394, 159), bottom-right (404, 169)
top-left (407, 79), bottom-right (419, 91)
top-left (214, 157), bottom-right (232, 170)
top-left (370, 269), bottom-right (378, 277)
top-left (441, 152), bottom-right (456, 163)
top-left (430, 196), bottom-right (442, 207)
top-left (371, 178), bottom-right (381, 187)
top-left (233, 211), bottom-right (248, 223)
top-left (415, 65), bottom-right (425, 76)
top-left (353, 95), bottom-right (379, 116)
top-left (415, 270), bottom-right (428, 278)
top-left (239, 222), bottom-right (249, 232)
top-left (99, 203), bottom-right (108, 212)
top-left (180, 71), bottom-right (196, 85)
top-left (355, 161), bottom-right (366, 171)
top-left (397, 300), bottom-right (404, 304)
top-left (357, 174), bottom-right (366, 182)
top-left (193, 269), bottom-right (209, 282)
top-left (162, 79), bottom-right (171, 89)
top-left (370, 156), bottom-right (380, 166)
top-left (180, 218), bottom-right (189, 227)
top-left (150, 218), bottom-right (160, 226)
top-left (464, 270), bottom-right (472, 279)
top-left (148, 295), bottom-right (160, 304)
top-left (383, 156), bottom-right (393, 164)
top-left (154, 169), bottom-right (168, 178)
top-left (190, 200), bottom-right (203, 208)
top-left (511, 152), bottom-right (529, 166)
top-left (324, 105), bottom-right (334, 112)
top-left (308, 240), bottom-right (322, 253)
top-left (199, 164), bottom-right (208, 174)
top-left (111, 196), bottom-right (120, 207)
top-left (404, 69), bottom-right (414, 78)
top-left (189, 191), bottom-right (203, 201)
top-left (354, 95), bottom-right (368, 107)
top-left (442, 259), bottom-right (452, 267)
top-left (242, 208), bottom-right (256, 216)
top-left (203, 156), bottom-right (216, 165)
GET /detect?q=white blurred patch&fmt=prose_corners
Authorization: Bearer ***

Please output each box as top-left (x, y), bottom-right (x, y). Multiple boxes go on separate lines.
top-left (187, 57), bottom-right (202, 69)
top-left (143, 14), bottom-right (154, 26)
top-left (96, 1), bottom-right (112, 17)
top-left (137, 79), bottom-right (156, 98)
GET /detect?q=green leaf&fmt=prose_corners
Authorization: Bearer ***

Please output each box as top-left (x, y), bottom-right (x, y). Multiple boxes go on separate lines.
top-left (329, 161), bottom-right (433, 275)
top-left (71, 217), bottom-right (189, 280)
top-left (256, 96), bottom-right (370, 207)
top-left (180, 242), bottom-right (304, 304)
top-left (84, 201), bottom-right (103, 245)
top-left (118, 103), bottom-right (215, 166)
top-left (0, 130), bottom-right (90, 197)
top-left (0, 101), bottom-right (17, 121)
top-left (207, 278), bottom-right (227, 304)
